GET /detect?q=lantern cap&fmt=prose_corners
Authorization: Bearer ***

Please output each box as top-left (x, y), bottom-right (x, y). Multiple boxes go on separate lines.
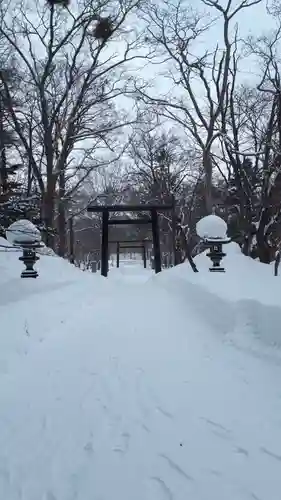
top-left (6, 220), bottom-right (42, 246)
top-left (196, 214), bottom-right (228, 241)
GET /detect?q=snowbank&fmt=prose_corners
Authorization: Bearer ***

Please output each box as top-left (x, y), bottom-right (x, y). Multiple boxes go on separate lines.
top-left (152, 243), bottom-right (281, 356)
top-left (0, 236), bottom-right (110, 375)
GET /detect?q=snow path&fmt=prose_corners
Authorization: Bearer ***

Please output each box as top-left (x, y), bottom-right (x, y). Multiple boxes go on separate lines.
top-left (0, 267), bottom-right (281, 499)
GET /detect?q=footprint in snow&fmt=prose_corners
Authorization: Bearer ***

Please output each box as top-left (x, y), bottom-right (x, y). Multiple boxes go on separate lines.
top-left (209, 469), bottom-right (222, 477)
top-left (156, 406), bottom-right (174, 420)
top-left (84, 441), bottom-right (94, 454)
top-left (211, 429), bottom-right (232, 442)
top-left (236, 446), bottom-right (249, 457)
top-left (250, 493), bottom-right (263, 500)
top-left (113, 431), bottom-right (130, 454)
top-left (260, 446), bottom-right (281, 462)
top-left (159, 453), bottom-right (194, 482)
top-left (141, 423), bottom-right (151, 433)
top-left (150, 477), bottom-right (174, 500)
top-left (201, 417), bottom-right (231, 433)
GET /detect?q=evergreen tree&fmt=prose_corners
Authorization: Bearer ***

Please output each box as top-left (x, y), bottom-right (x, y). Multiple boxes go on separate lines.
top-left (0, 69), bottom-right (42, 238)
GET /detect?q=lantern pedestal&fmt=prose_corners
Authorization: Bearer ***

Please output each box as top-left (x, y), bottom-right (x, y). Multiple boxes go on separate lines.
top-left (206, 241), bottom-right (227, 272)
top-left (19, 247), bottom-right (39, 278)
top-left (14, 241), bottom-right (42, 279)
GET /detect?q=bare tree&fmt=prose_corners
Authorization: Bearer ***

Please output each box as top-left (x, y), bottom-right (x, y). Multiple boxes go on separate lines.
top-left (0, 0), bottom-right (150, 250)
top-left (67, 162), bottom-right (136, 265)
top-left (219, 16), bottom-right (281, 263)
top-left (128, 130), bottom-right (191, 203)
top-left (135, 0), bottom-right (262, 214)
top-left (127, 128), bottom-right (200, 268)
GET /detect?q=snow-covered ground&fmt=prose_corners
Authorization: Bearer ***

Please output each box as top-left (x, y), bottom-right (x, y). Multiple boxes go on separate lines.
top-left (1, 237), bottom-right (281, 500)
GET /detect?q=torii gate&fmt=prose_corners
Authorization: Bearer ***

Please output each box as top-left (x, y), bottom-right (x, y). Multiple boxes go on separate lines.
top-left (87, 204), bottom-right (173, 277)
top-left (110, 239), bottom-right (151, 269)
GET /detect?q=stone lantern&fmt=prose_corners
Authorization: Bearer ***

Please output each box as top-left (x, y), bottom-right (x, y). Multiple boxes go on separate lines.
top-left (196, 214), bottom-right (230, 272)
top-left (6, 220), bottom-right (43, 278)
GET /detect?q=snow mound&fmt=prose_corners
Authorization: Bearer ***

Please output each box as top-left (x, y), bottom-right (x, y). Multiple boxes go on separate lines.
top-left (0, 236), bottom-right (15, 248)
top-left (0, 236), bottom-right (109, 375)
top-left (152, 242), bottom-right (281, 356)
top-left (196, 214), bottom-right (228, 240)
top-left (6, 219), bottom-right (41, 244)
top-left (36, 242), bottom-right (56, 256)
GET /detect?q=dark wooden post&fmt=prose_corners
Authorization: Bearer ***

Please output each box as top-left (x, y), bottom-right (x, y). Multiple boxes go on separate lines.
top-left (151, 208), bottom-right (161, 273)
top-left (101, 209), bottom-right (109, 277)
top-left (142, 242), bottom-right (147, 268)
top-left (116, 241), bottom-right (120, 268)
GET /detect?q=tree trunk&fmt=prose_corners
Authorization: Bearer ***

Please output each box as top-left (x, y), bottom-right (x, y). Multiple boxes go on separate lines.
top-left (256, 226), bottom-right (272, 264)
top-left (57, 170), bottom-right (67, 257)
top-left (27, 122), bottom-right (33, 196)
top-left (256, 241), bottom-right (272, 263)
top-left (242, 235), bottom-right (252, 257)
top-left (42, 175), bottom-right (56, 249)
top-left (203, 151), bottom-right (213, 214)
top-left (275, 251), bottom-right (281, 276)
top-left (0, 99), bottom-right (7, 194)
top-left (256, 208), bottom-right (275, 264)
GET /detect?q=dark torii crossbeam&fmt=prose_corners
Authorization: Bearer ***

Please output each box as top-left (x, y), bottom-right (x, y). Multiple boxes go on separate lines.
top-left (87, 204), bottom-right (173, 277)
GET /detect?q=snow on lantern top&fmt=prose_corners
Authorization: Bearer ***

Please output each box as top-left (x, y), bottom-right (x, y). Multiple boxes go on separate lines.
top-left (196, 214), bottom-right (228, 241)
top-left (6, 220), bottom-right (42, 245)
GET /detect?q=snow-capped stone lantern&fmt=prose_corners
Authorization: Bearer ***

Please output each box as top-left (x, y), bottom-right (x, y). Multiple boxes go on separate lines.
top-left (196, 214), bottom-right (230, 272)
top-left (6, 220), bottom-right (43, 278)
